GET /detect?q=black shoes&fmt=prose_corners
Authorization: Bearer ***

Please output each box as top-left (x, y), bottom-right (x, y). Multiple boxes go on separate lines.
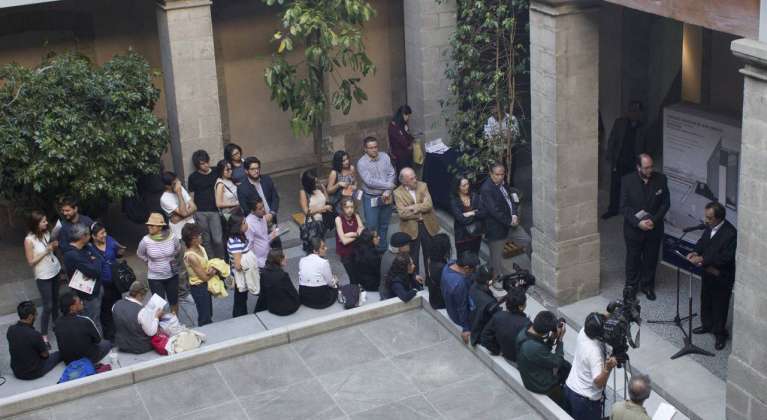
top-left (715, 336), bottom-right (728, 350)
top-left (692, 326), bottom-right (711, 335)
top-left (601, 211), bottom-right (618, 220)
top-left (641, 288), bottom-right (656, 301)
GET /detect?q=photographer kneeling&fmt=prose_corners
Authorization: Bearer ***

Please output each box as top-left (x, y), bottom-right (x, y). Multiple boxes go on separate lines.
top-left (564, 312), bottom-right (618, 420)
top-left (516, 311), bottom-right (570, 409)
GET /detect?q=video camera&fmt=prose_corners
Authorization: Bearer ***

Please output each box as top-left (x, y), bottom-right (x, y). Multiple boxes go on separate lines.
top-left (602, 286), bottom-right (642, 367)
top-left (492, 263), bottom-right (536, 293)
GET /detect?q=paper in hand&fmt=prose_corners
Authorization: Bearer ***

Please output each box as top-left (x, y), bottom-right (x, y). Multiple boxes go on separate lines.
top-left (146, 293), bottom-right (168, 313)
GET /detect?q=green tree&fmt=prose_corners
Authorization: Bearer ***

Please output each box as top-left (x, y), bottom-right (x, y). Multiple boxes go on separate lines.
top-left (0, 51), bottom-right (168, 213)
top-left (441, 0), bottom-right (529, 183)
top-left (262, 0), bottom-right (376, 152)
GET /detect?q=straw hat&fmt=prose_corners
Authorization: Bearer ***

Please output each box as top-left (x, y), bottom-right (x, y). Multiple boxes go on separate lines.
top-left (145, 212), bottom-right (167, 226)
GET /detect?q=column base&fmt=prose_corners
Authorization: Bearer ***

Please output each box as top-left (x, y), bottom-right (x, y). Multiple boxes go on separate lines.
top-left (531, 228), bottom-right (600, 305)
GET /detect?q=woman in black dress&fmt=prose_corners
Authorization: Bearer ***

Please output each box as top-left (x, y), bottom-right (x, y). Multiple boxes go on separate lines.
top-left (450, 176), bottom-right (484, 258)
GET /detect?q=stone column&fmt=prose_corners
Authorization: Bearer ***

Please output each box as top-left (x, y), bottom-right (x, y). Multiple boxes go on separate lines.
top-left (403, 0), bottom-right (455, 143)
top-left (727, 38), bottom-right (767, 420)
top-left (156, 0), bottom-right (223, 180)
top-left (529, 0), bottom-right (601, 304)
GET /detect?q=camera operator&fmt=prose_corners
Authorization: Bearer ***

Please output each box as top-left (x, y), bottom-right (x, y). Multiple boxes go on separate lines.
top-left (480, 287), bottom-right (531, 363)
top-left (468, 265), bottom-right (499, 346)
top-left (564, 312), bottom-right (619, 420)
top-left (516, 311), bottom-right (571, 409)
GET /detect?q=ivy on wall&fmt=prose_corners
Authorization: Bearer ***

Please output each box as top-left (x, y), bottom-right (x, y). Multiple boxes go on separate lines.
top-left (0, 51), bottom-right (168, 213)
top-left (440, 0), bottom-right (530, 183)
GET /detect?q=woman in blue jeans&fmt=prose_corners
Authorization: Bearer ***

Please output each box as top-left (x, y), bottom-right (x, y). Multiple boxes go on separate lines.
top-left (23, 210), bottom-right (62, 348)
top-left (90, 221), bottom-right (125, 341)
top-left (181, 223), bottom-right (214, 326)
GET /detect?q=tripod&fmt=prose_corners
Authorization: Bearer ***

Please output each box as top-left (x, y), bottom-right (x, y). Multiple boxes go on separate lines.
top-left (647, 233), bottom-right (696, 332)
top-left (670, 264), bottom-right (714, 359)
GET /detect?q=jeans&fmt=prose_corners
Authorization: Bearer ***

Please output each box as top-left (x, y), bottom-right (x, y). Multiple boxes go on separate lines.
top-left (36, 274), bottom-right (60, 336)
top-left (148, 275), bottom-right (180, 307)
top-left (100, 282), bottom-right (121, 341)
top-left (196, 211), bottom-right (225, 258)
top-left (91, 340), bottom-right (113, 364)
top-left (190, 284), bottom-right (213, 326)
top-left (81, 291), bottom-right (103, 333)
top-left (362, 192), bottom-right (393, 252)
top-left (564, 385), bottom-right (602, 420)
top-left (488, 225), bottom-right (532, 275)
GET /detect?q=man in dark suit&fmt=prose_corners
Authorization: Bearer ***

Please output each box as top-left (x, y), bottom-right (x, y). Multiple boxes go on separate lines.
top-left (686, 201), bottom-right (737, 350)
top-left (480, 163), bottom-right (531, 275)
top-left (603, 101), bottom-right (649, 219)
top-left (620, 154), bottom-right (670, 301)
top-left (237, 156), bottom-right (280, 220)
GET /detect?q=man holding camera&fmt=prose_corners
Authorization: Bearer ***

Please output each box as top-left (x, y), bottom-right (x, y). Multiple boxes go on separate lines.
top-left (686, 201), bottom-right (737, 350)
top-left (565, 312), bottom-right (619, 420)
top-left (480, 287), bottom-right (531, 363)
top-left (516, 311), bottom-right (570, 409)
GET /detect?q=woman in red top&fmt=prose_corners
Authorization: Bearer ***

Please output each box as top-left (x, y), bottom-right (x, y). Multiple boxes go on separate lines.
top-left (388, 104), bottom-right (414, 175)
top-left (335, 197), bottom-right (364, 285)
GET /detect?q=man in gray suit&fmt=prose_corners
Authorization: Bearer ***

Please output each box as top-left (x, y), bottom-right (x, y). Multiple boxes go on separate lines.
top-left (602, 100), bottom-right (649, 220)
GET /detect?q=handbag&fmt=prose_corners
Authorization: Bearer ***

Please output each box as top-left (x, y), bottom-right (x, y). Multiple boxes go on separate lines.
top-left (412, 140), bottom-right (424, 165)
top-left (111, 259), bottom-right (136, 294)
top-left (299, 213), bottom-right (325, 252)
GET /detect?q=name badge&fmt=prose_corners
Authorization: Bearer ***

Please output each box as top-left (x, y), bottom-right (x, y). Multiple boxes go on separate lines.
top-left (355, 190), bottom-right (363, 201)
top-left (511, 193), bottom-right (520, 203)
top-left (655, 189), bottom-right (663, 196)
top-left (370, 197), bottom-right (379, 208)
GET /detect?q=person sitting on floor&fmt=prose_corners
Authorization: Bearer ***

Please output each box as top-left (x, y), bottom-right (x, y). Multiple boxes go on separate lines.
top-left (379, 232), bottom-right (412, 298)
top-left (383, 254), bottom-right (424, 303)
top-left (441, 251), bottom-right (479, 344)
top-left (352, 228), bottom-right (382, 292)
top-left (112, 281), bottom-right (162, 355)
top-left (54, 292), bottom-right (112, 365)
top-left (7, 301), bottom-right (61, 380)
top-left (256, 248), bottom-right (300, 316)
top-left (517, 310), bottom-right (571, 410)
top-left (468, 264), bottom-right (500, 346)
top-left (479, 287), bottom-right (531, 363)
top-left (298, 238), bottom-right (338, 309)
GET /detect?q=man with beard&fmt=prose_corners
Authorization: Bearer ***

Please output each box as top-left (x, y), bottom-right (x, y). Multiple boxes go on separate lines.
top-left (53, 196), bottom-right (94, 254)
top-left (237, 157), bottom-right (280, 222)
top-left (620, 154), bottom-right (670, 301)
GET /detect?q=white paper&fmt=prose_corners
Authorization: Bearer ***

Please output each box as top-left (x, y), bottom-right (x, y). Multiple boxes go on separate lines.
top-left (635, 210), bottom-right (650, 220)
top-left (424, 138), bottom-right (449, 154)
top-left (146, 293), bottom-right (168, 313)
top-left (652, 402), bottom-right (677, 420)
top-left (68, 270), bottom-right (95, 294)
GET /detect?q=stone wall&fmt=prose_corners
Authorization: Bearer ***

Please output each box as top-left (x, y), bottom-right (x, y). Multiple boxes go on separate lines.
top-left (727, 38), bottom-right (767, 420)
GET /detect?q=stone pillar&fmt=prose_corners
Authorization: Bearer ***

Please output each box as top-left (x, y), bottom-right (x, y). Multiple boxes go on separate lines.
top-left (529, 0), bottom-right (601, 304)
top-left (403, 0), bottom-right (455, 143)
top-left (727, 38), bottom-right (767, 420)
top-left (156, 0), bottom-right (223, 180)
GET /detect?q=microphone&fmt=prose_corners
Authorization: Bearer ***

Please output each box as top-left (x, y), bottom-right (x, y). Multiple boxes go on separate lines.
top-left (682, 223), bottom-right (706, 233)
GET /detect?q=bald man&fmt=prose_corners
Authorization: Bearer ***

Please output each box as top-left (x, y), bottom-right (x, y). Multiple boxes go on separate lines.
top-left (620, 154), bottom-right (669, 301)
top-left (393, 167), bottom-right (440, 273)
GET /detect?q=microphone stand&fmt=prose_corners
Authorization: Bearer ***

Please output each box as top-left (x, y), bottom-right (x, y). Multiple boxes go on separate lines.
top-left (671, 264), bottom-right (714, 359)
top-left (647, 231), bottom-right (695, 332)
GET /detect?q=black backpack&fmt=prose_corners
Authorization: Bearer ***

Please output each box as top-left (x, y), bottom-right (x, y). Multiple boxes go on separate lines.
top-left (111, 259), bottom-right (137, 294)
top-left (337, 284), bottom-right (362, 309)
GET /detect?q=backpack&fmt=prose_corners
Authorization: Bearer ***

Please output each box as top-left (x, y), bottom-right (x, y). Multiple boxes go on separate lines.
top-left (111, 259), bottom-right (136, 294)
top-left (58, 358), bottom-right (96, 383)
top-left (337, 283), bottom-right (362, 309)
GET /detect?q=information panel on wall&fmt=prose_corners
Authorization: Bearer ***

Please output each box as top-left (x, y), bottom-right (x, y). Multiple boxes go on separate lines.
top-left (662, 103), bottom-right (741, 266)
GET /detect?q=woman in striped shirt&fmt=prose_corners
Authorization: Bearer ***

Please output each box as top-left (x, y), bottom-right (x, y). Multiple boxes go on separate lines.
top-left (227, 214), bottom-right (260, 317)
top-left (137, 213), bottom-right (180, 314)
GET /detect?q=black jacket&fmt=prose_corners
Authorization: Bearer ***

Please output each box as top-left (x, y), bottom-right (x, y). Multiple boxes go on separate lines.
top-left (54, 314), bottom-right (103, 364)
top-left (480, 311), bottom-right (531, 362)
top-left (607, 118), bottom-right (649, 167)
top-left (620, 171), bottom-right (670, 239)
top-left (450, 193), bottom-right (484, 242)
top-left (479, 178), bottom-right (518, 241)
top-left (237, 175), bottom-right (280, 215)
top-left (353, 246), bottom-right (382, 292)
top-left (255, 265), bottom-right (300, 316)
top-left (63, 244), bottom-right (103, 300)
top-left (468, 282), bottom-right (499, 346)
top-left (693, 221), bottom-right (737, 284)
top-left (389, 274), bottom-right (420, 302)
top-left (427, 260), bottom-right (446, 309)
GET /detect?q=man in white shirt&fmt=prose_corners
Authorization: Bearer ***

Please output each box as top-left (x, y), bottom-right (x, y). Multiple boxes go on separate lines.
top-left (112, 281), bottom-right (162, 354)
top-left (564, 312), bottom-right (618, 420)
top-left (160, 171), bottom-right (197, 240)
